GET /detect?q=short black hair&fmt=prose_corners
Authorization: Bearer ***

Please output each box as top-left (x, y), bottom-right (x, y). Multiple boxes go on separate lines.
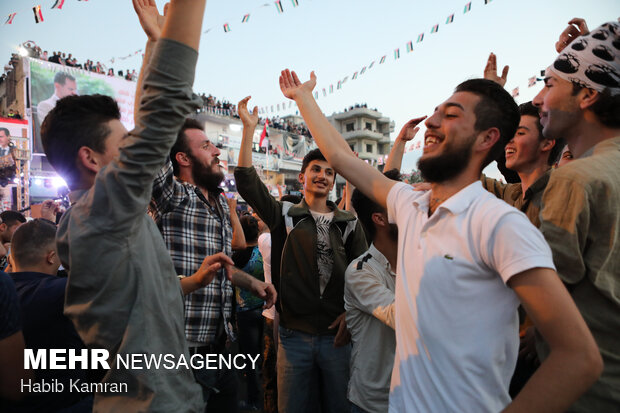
top-left (0, 210), bottom-right (26, 227)
top-left (170, 118), bottom-right (204, 176)
top-left (571, 84), bottom-right (620, 128)
top-left (518, 101), bottom-right (565, 166)
top-left (351, 168), bottom-right (400, 240)
top-left (53, 71), bottom-right (75, 85)
top-left (0, 127), bottom-right (9, 137)
top-left (10, 219), bottom-right (57, 268)
top-left (41, 94), bottom-right (120, 188)
top-left (239, 215), bottom-right (259, 243)
top-left (454, 79), bottom-right (520, 169)
top-left (301, 148), bottom-right (327, 174)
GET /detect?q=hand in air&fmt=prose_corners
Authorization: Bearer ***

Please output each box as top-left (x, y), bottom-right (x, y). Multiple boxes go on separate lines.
top-left (132, 0), bottom-right (169, 42)
top-left (483, 53), bottom-right (509, 87)
top-left (555, 18), bottom-right (589, 53)
top-left (238, 96), bottom-right (259, 128)
top-left (279, 69), bottom-right (317, 100)
top-left (396, 116), bottom-right (427, 143)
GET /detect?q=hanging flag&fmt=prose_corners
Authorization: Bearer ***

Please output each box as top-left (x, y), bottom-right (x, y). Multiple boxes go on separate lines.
top-left (242, 14), bottom-right (250, 23)
top-left (51, 0), bottom-right (65, 9)
top-left (528, 76), bottom-right (537, 87)
top-left (223, 23), bottom-right (231, 32)
top-left (369, 61), bottom-right (375, 69)
top-left (417, 33), bottom-right (424, 43)
top-left (329, 84), bottom-right (333, 93)
top-left (291, 0), bottom-right (299, 7)
top-left (512, 87), bottom-right (519, 97)
top-left (277, 103), bottom-right (280, 111)
top-left (337, 81), bottom-right (341, 90)
top-left (360, 66), bottom-right (366, 74)
top-left (33, 6), bottom-right (44, 23)
top-left (394, 48), bottom-right (400, 59)
top-left (446, 13), bottom-right (454, 24)
top-left (314, 91), bottom-right (319, 99)
top-left (352, 71), bottom-right (358, 80)
top-left (203, 27), bottom-right (212, 34)
top-left (322, 88), bottom-right (327, 97)
top-left (260, 119), bottom-right (270, 148)
top-left (379, 55), bottom-right (386, 64)
top-left (271, 105), bottom-right (274, 112)
top-left (342, 76), bottom-right (349, 84)
top-left (431, 24), bottom-right (439, 33)
top-left (406, 41), bottom-right (413, 52)
top-left (5, 13), bottom-right (17, 24)
top-left (274, 1), bottom-right (284, 13)
top-left (464, 2), bottom-right (472, 13)
top-left (485, 0), bottom-right (493, 4)
top-left (289, 101), bottom-right (293, 108)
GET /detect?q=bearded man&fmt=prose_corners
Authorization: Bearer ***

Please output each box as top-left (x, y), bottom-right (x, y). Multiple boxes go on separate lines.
top-left (150, 118), bottom-right (263, 412)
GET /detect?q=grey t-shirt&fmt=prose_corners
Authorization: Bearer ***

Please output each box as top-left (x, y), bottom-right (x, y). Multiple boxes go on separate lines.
top-left (310, 210), bottom-right (334, 295)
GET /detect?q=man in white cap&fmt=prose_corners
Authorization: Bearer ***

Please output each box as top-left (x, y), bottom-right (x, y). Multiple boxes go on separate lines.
top-left (533, 18), bottom-right (620, 412)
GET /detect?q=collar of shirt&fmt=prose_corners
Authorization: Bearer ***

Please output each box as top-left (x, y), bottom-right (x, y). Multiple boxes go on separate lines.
top-left (413, 181), bottom-right (482, 216)
top-left (367, 243), bottom-right (395, 276)
top-left (524, 169), bottom-right (552, 201)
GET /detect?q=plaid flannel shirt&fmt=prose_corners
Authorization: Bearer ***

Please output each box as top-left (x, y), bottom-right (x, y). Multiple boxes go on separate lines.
top-left (151, 160), bottom-right (234, 344)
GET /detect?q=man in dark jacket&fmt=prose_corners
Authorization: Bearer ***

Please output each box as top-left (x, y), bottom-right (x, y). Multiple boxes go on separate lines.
top-left (235, 96), bottom-right (367, 413)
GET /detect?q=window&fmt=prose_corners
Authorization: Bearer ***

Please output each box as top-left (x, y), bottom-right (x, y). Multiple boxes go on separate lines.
top-left (349, 144), bottom-right (355, 152)
top-left (366, 144), bottom-right (373, 153)
top-left (346, 123), bottom-right (355, 132)
top-left (365, 122), bottom-right (372, 131)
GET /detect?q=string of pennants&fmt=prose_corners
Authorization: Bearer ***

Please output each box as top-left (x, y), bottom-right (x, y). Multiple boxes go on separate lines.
top-left (4, 0), bottom-right (89, 25)
top-left (258, 0), bottom-right (541, 116)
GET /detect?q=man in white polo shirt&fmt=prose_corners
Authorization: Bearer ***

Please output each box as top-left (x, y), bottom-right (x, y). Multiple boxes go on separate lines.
top-left (278, 70), bottom-right (602, 412)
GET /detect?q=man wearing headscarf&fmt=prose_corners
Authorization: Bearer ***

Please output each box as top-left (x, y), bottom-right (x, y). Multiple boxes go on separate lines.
top-left (533, 19), bottom-right (620, 412)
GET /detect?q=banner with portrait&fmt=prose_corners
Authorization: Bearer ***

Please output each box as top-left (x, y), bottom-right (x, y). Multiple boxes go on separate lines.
top-left (24, 57), bottom-right (137, 154)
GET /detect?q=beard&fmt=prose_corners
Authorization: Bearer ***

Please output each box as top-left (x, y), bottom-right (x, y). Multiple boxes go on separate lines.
top-left (417, 136), bottom-right (474, 183)
top-left (188, 153), bottom-right (224, 192)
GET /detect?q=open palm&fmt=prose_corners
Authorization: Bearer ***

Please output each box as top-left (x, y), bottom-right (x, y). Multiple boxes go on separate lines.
top-left (132, 0), bottom-right (167, 42)
top-left (238, 96), bottom-right (259, 128)
top-left (279, 69), bottom-right (317, 100)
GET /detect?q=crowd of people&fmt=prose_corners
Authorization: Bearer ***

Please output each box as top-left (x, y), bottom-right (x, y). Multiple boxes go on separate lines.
top-left (0, 3), bottom-right (618, 413)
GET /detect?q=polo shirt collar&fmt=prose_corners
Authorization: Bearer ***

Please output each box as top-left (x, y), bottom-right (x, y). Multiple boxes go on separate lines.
top-left (434, 180), bottom-right (483, 216)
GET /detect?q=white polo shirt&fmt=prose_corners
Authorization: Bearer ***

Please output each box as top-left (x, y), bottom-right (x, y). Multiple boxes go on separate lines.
top-left (386, 181), bottom-right (555, 413)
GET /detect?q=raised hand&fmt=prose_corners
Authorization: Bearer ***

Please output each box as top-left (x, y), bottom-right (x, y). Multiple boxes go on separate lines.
top-left (132, 0), bottom-right (168, 42)
top-left (555, 18), bottom-right (589, 52)
top-left (396, 116), bottom-right (426, 142)
top-left (238, 96), bottom-right (259, 128)
top-left (483, 53), bottom-right (509, 87)
top-left (40, 199), bottom-right (61, 222)
top-left (279, 69), bottom-right (316, 100)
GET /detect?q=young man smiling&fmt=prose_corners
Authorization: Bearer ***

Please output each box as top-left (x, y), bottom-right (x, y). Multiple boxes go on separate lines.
top-left (278, 69), bottom-right (601, 412)
top-left (234, 96), bottom-right (367, 413)
top-left (533, 19), bottom-right (620, 412)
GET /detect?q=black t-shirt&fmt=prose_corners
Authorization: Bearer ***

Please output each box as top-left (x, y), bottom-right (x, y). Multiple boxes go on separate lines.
top-left (0, 271), bottom-right (21, 339)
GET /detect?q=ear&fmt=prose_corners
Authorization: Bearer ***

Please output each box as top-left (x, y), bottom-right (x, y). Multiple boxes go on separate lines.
top-left (0, 222), bottom-right (6, 232)
top-left (298, 172), bottom-right (305, 185)
top-left (77, 146), bottom-right (101, 174)
top-left (476, 127), bottom-right (501, 154)
top-left (540, 138), bottom-right (556, 154)
top-left (578, 88), bottom-right (599, 110)
top-left (175, 151), bottom-right (191, 168)
top-left (371, 212), bottom-right (387, 228)
top-left (46, 250), bottom-right (56, 265)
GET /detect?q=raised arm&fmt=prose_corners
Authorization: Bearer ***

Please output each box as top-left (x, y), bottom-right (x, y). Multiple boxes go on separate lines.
top-left (237, 96), bottom-right (258, 168)
top-left (132, 0), bottom-right (168, 122)
top-left (384, 117), bottom-right (425, 172)
top-left (279, 69), bottom-right (395, 209)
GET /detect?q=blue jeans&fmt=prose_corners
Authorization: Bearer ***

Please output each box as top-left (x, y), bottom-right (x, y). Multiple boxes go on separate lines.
top-left (277, 326), bottom-right (351, 413)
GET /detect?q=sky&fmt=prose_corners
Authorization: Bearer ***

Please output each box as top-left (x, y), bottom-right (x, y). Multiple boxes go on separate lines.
top-left (1, 0), bottom-right (618, 177)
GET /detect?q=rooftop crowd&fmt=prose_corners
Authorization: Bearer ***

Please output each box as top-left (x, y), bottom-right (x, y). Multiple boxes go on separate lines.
top-left (0, 2), bottom-right (618, 413)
